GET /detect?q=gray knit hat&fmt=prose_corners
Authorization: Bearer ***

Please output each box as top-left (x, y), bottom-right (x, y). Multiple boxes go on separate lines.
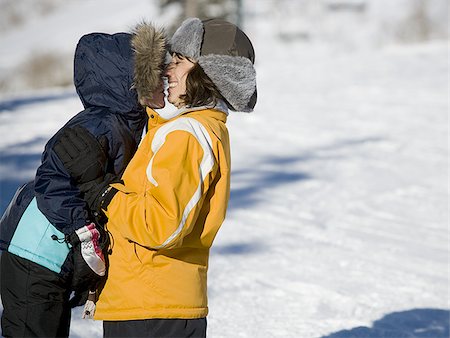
top-left (170, 18), bottom-right (257, 112)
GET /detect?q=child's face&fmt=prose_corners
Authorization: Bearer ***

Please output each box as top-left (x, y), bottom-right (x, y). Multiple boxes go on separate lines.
top-left (144, 79), bottom-right (166, 109)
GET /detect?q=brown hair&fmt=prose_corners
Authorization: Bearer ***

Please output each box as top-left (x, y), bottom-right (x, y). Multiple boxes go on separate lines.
top-left (177, 55), bottom-right (225, 108)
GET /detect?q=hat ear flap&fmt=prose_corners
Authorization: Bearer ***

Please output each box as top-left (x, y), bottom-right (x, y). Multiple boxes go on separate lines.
top-left (199, 55), bottom-right (257, 112)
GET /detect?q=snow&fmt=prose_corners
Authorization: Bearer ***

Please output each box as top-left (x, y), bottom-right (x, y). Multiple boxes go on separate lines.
top-left (0, 1), bottom-right (448, 337)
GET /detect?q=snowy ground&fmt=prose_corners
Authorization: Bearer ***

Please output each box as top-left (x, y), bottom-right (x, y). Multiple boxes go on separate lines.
top-left (0, 1), bottom-right (448, 337)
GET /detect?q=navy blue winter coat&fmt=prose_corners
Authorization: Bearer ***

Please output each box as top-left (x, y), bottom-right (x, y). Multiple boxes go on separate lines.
top-left (0, 32), bottom-right (147, 274)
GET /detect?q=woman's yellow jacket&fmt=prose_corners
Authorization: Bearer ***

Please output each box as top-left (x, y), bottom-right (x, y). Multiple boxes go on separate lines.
top-left (95, 106), bottom-right (230, 320)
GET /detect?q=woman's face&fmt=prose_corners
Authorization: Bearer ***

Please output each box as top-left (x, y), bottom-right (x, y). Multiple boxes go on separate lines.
top-left (165, 54), bottom-right (195, 108)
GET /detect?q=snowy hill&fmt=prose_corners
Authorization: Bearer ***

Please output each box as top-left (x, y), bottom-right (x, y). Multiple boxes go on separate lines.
top-left (0, 0), bottom-right (448, 337)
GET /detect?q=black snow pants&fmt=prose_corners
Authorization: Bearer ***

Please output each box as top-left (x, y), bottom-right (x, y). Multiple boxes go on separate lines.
top-left (103, 318), bottom-right (207, 338)
top-left (0, 251), bottom-right (72, 337)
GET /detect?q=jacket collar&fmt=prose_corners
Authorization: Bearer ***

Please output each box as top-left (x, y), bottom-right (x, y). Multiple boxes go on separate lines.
top-left (146, 100), bottom-right (228, 129)
top-left (156, 100), bottom-right (229, 120)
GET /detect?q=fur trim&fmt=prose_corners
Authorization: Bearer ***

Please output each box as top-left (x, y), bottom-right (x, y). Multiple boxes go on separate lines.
top-left (198, 55), bottom-right (256, 112)
top-left (169, 18), bottom-right (203, 60)
top-left (131, 22), bottom-right (167, 105)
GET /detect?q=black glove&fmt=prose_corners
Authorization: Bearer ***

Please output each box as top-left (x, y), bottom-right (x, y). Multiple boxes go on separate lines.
top-left (69, 289), bottom-right (89, 308)
top-left (54, 125), bottom-right (108, 184)
top-left (78, 173), bottom-right (120, 219)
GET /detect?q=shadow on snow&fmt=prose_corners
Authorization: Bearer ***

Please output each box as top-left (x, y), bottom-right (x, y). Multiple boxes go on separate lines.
top-left (227, 136), bottom-right (383, 212)
top-left (0, 91), bottom-right (77, 212)
top-left (322, 308), bottom-right (450, 338)
top-left (0, 138), bottom-right (46, 214)
top-left (0, 91), bottom-right (76, 112)
top-left (218, 136), bottom-right (385, 257)
top-left (211, 242), bottom-right (264, 256)
top-left (229, 168), bottom-right (311, 210)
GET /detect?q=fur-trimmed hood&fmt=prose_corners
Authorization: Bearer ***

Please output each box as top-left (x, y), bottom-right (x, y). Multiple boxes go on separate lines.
top-left (131, 22), bottom-right (167, 106)
top-left (170, 18), bottom-right (257, 112)
top-left (74, 32), bottom-right (142, 114)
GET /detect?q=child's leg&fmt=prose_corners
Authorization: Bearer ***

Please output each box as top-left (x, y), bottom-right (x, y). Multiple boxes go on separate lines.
top-left (1, 251), bottom-right (72, 337)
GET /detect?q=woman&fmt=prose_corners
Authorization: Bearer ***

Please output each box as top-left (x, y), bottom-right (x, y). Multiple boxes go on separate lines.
top-left (56, 17), bottom-right (257, 337)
